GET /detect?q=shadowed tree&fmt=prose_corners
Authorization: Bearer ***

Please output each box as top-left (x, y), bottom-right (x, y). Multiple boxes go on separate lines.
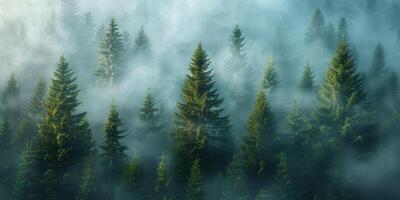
top-left (299, 62), bottom-right (315, 92)
top-left (305, 7), bottom-right (326, 44)
top-left (186, 159), bottom-right (203, 200)
top-left (262, 58), bottom-right (279, 91)
top-left (133, 26), bottom-right (151, 59)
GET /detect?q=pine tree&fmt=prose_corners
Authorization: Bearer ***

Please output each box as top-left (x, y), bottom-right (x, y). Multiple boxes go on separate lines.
top-left (299, 62), bottom-right (315, 92)
top-left (14, 144), bottom-right (40, 200)
top-left (224, 25), bottom-right (254, 136)
top-left (273, 151), bottom-right (291, 200)
top-left (76, 161), bottom-right (96, 200)
top-left (305, 7), bottom-right (326, 44)
top-left (133, 26), bottom-right (151, 58)
top-left (36, 56), bottom-right (93, 199)
top-left (123, 155), bottom-right (145, 200)
top-left (2, 74), bottom-right (20, 114)
top-left (313, 37), bottom-right (368, 146)
top-left (101, 102), bottom-right (128, 182)
top-left (0, 117), bottom-right (13, 191)
top-left (324, 22), bottom-right (336, 51)
top-left (155, 153), bottom-right (169, 199)
top-left (172, 44), bottom-right (233, 174)
top-left (222, 153), bottom-right (244, 200)
top-left (287, 100), bottom-right (308, 140)
top-left (337, 17), bottom-right (348, 41)
top-left (186, 159), bottom-right (203, 200)
top-left (369, 43), bottom-right (385, 76)
top-left (241, 90), bottom-right (275, 179)
top-left (262, 58), bottom-right (279, 90)
top-left (13, 79), bottom-right (46, 147)
top-left (95, 18), bottom-right (125, 85)
top-left (138, 90), bottom-right (165, 139)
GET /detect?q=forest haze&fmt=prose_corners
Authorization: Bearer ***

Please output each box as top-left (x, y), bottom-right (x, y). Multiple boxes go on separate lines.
top-left (0, 0), bottom-right (399, 199)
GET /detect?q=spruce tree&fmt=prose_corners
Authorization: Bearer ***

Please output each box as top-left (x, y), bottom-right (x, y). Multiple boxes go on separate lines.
top-left (138, 90), bottom-right (165, 139)
top-left (155, 153), bottom-right (169, 199)
top-left (2, 74), bottom-right (21, 119)
top-left (101, 102), bottom-right (128, 182)
top-left (222, 153), bottom-right (244, 200)
top-left (133, 26), bottom-right (151, 58)
top-left (224, 25), bottom-right (254, 136)
top-left (313, 37), bottom-right (368, 146)
top-left (13, 79), bottom-right (46, 147)
top-left (299, 62), bottom-right (315, 92)
top-left (262, 58), bottom-right (279, 90)
top-left (369, 43), bottom-right (385, 76)
top-left (241, 89), bottom-right (275, 179)
top-left (305, 7), bottom-right (326, 44)
top-left (186, 159), bottom-right (203, 200)
top-left (0, 116), bottom-right (13, 191)
top-left (172, 44), bottom-right (233, 174)
top-left (273, 152), bottom-right (289, 200)
top-left (36, 56), bottom-right (93, 200)
top-left (14, 144), bottom-right (40, 200)
top-left (95, 18), bottom-right (125, 85)
top-left (287, 100), bottom-right (308, 142)
top-left (324, 22), bottom-right (336, 51)
top-left (123, 155), bottom-right (145, 200)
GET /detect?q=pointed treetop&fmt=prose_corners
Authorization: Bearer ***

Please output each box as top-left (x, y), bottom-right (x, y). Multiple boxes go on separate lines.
top-left (369, 43), bottom-right (385, 76)
top-left (299, 61), bottom-right (315, 91)
top-left (262, 57), bottom-right (279, 90)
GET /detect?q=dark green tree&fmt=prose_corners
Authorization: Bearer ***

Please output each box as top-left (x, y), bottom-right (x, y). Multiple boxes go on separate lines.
top-left (262, 58), bottom-right (279, 91)
top-left (101, 102), bottom-right (128, 182)
top-left (172, 44), bottom-right (233, 175)
top-left (305, 7), bottom-right (326, 44)
top-left (95, 18), bottom-right (125, 85)
top-left (241, 89), bottom-right (275, 180)
top-left (222, 153), bottom-right (245, 200)
top-left (369, 43), bottom-right (385, 76)
top-left (286, 100), bottom-right (308, 142)
top-left (14, 144), bottom-right (40, 200)
top-left (133, 26), bottom-right (151, 58)
top-left (0, 117), bottom-right (14, 193)
top-left (272, 152), bottom-right (289, 200)
top-left (313, 37), bottom-right (369, 147)
top-left (123, 155), bottom-right (145, 200)
top-left (13, 79), bottom-right (46, 147)
top-left (299, 62), bottom-right (315, 92)
top-left (138, 90), bottom-right (165, 139)
top-left (155, 153), bottom-right (169, 200)
top-left (2, 74), bottom-right (21, 119)
top-left (36, 56), bottom-right (94, 200)
top-left (186, 159), bottom-right (203, 200)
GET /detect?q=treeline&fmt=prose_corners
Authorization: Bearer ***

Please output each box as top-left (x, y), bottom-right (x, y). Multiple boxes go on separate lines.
top-left (0, 4), bottom-right (399, 200)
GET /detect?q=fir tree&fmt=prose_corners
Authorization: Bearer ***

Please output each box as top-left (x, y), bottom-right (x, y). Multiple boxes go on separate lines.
top-left (0, 117), bottom-right (13, 191)
top-left (2, 74), bottom-right (20, 113)
top-left (100, 102), bottom-right (128, 182)
top-left (287, 100), bottom-right (308, 140)
top-left (262, 58), bottom-right (279, 90)
top-left (36, 56), bottom-right (93, 200)
top-left (313, 37), bottom-right (368, 146)
top-left (222, 153), bottom-right (244, 200)
top-left (324, 22), bottom-right (336, 51)
top-left (133, 26), bottom-right (151, 58)
top-left (241, 89), bottom-right (275, 179)
top-left (138, 90), bottom-right (165, 139)
top-left (369, 43), bottom-right (385, 76)
top-left (172, 44), bottom-right (233, 174)
top-left (13, 79), bottom-right (46, 147)
top-left (76, 161), bottom-right (96, 200)
top-left (299, 62), bottom-right (315, 92)
top-left (95, 18), bottom-right (125, 85)
top-left (186, 159), bottom-right (203, 200)
top-left (123, 155), bottom-right (145, 200)
top-left (14, 144), bottom-right (40, 200)
top-left (273, 152), bottom-right (289, 200)
top-left (155, 153), bottom-right (169, 199)
top-left (305, 7), bottom-right (326, 44)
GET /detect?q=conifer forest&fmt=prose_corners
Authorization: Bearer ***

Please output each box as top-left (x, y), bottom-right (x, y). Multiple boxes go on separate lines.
top-left (1, 0), bottom-right (400, 199)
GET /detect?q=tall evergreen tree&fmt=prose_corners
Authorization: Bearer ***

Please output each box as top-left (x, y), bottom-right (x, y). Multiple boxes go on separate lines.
top-left (133, 26), bottom-right (151, 58)
top-left (13, 79), bottom-right (46, 147)
top-left (305, 7), bottom-right (326, 44)
top-left (262, 58), bottom-right (279, 91)
top-left (313, 37), bottom-right (369, 147)
top-left (2, 74), bottom-right (21, 118)
top-left (299, 62), bottom-right (315, 92)
top-left (138, 90), bottom-right (165, 139)
top-left (241, 89), bottom-right (276, 181)
top-left (286, 100), bottom-right (309, 143)
top-left (224, 25), bottom-right (254, 136)
top-left (0, 116), bottom-right (13, 192)
top-left (272, 152), bottom-right (289, 200)
top-left (123, 155), bottom-right (145, 200)
top-left (324, 22), bottom-right (336, 51)
top-left (186, 159), bottom-right (203, 200)
top-left (155, 153), bottom-right (169, 200)
top-left (95, 18), bottom-right (125, 85)
top-left (36, 56), bottom-right (93, 200)
top-left (222, 153), bottom-right (244, 200)
top-left (369, 43), bottom-right (385, 76)
top-left (172, 44), bottom-right (233, 175)
top-left (101, 102), bottom-right (128, 182)
top-left (14, 144), bottom-right (40, 200)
